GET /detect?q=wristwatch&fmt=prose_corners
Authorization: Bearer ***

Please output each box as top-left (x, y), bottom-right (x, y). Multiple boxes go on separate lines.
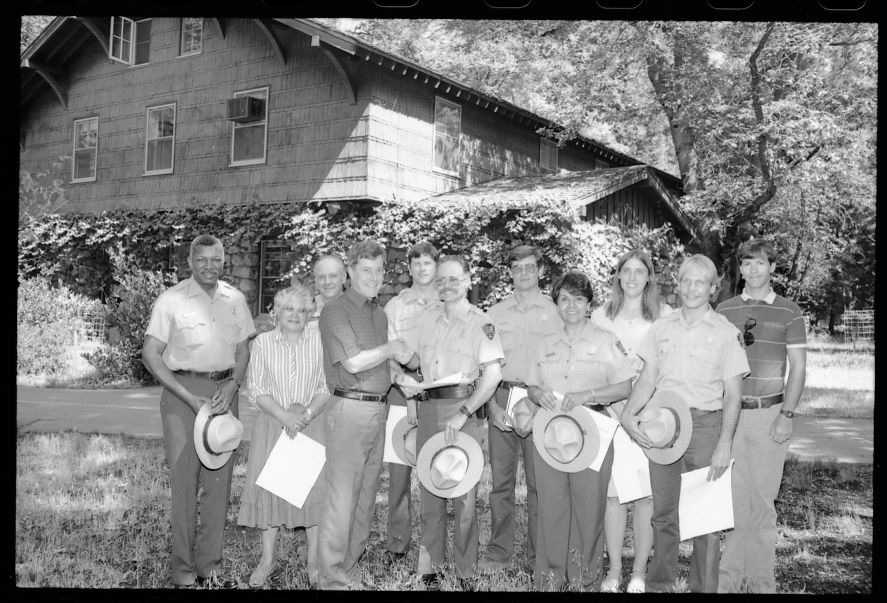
top-left (458, 405), bottom-right (472, 418)
top-left (780, 409), bottom-right (794, 419)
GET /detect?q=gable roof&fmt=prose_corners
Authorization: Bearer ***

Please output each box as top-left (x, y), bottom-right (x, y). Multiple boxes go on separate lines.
top-left (427, 166), bottom-right (699, 241)
top-left (21, 16), bottom-right (684, 194)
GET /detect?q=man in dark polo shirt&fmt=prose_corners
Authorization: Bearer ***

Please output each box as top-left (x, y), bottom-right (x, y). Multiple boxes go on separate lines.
top-left (316, 240), bottom-right (413, 590)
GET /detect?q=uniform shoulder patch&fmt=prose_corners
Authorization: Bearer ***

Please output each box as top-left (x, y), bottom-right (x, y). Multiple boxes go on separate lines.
top-left (482, 323), bottom-right (496, 340)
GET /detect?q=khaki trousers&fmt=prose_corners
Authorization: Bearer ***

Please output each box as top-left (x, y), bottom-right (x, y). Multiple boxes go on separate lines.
top-left (159, 375), bottom-right (237, 586)
top-left (718, 403), bottom-right (789, 593)
top-left (485, 386), bottom-right (537, 567)
top-left (647, 408), bottom-right (722, 593)
top-left (385, 385), bottom-right (413, 555)
top-left (416, 397), bottom-right (486, 578)
top-left (316, 396), bottom-right (387, 589)
top-left (534, 440), bottom-right (613, 590)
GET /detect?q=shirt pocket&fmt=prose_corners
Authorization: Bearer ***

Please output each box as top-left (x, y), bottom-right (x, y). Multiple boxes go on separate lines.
top-left (175, 312), bottom-right (211, 347)
top-left (656, 339), bottom-right (680, 375)
top-left (218, 313), bottom-right (241, 345)
top-left (686, 344), bottom-right (721, 382)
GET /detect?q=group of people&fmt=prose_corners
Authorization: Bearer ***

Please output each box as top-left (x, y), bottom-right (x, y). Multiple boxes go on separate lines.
top-left (142, 233), bottom-right (806, 593)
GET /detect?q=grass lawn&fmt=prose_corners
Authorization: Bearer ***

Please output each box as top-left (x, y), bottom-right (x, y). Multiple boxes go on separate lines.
top-left (15, 431), bottom-right (872, 592)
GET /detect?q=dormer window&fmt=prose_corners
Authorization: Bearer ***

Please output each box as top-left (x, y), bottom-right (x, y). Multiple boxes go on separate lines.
top-left (180, 17), bottom-right (203, 56)
top-left (109, 17), bottom-right (151, 66)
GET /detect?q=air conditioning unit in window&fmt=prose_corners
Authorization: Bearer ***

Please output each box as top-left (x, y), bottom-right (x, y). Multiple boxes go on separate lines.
top-left (227, 96), bottom-right (265, 123)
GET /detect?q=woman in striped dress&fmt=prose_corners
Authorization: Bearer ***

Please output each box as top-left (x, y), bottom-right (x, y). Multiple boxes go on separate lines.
top-left (591, 249), bottom-right (673, 594)
top-left (237, 283), bottom-right (331, 587)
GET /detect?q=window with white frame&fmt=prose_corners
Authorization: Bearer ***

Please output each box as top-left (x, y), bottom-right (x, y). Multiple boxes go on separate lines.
top-left (230, 87), bottom-right (269, 166)
top-left (180, 17), bottom-right (203, 56)
top-left (145, 104), bottom-right (176, 175)
top-left (540, 138), bottom-right (558, 174)
top-left (109, 17), bottom-right (151, 66)
top-left (433, 96), bottom-right (461, 176)
top-left (72, 117), bottom-right (98, 183)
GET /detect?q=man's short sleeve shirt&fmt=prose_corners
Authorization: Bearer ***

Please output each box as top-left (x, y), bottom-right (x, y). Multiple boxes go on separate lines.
top-left (318, 287), bottom-right (391, 393)
top-left (414, 298), bottom-right (505, 383)
top-left (487, 289), bottom-right (563, 382)
top-left (637, 306), bottom-right (750, 410)
top-left (716, 289), bottom-right (807, 398)
top-left (384, 287), bottom-right (442, 351)
top-left (144, 277), bottom-right (255, 372)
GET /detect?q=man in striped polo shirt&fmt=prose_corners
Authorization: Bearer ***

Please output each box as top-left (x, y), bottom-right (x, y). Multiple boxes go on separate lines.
top-left (716, 239), bottom-right (807, 593)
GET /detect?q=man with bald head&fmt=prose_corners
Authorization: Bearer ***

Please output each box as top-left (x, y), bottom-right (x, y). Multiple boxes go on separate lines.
top-left (313, 255), bottom-right (347, 313)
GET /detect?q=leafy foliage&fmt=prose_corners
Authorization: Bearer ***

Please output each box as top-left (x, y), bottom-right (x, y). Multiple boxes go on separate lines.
top-left (17, 277), bottom-right (104, 376)
top-left (346, 19), bottom-right (876, 327)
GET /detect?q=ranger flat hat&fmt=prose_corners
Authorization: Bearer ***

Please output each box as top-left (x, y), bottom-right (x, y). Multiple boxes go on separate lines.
top-left (638, 390), bottom-right (693, 466)
top-left (509, 396), bottom-right (537, 436)
top-left (416, 431), bottom-right (484, 498)
top-left (391, 416), bottom-right (418, 467)
top-left (193, 403), bottom-right (243, 470)
top-left (532, 405), bottom-right (600, 473)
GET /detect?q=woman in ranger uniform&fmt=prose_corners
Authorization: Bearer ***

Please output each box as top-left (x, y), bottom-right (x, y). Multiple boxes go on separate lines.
top-left (527, 270), bottom-right (636, 591)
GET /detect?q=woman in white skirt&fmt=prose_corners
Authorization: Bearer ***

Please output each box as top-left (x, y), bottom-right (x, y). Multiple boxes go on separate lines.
top-left (592, 249), bottom-right (674, 594)
top-left (237, 283), bottom-right (331, 587)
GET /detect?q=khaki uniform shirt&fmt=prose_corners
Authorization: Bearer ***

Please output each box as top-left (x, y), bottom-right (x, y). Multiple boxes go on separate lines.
top-left (526, 320), bottom-right (636, 394)
top-left (384, 287), bottom-right (442, 352)
top-left (145, 277), bottom-right (255, 372)
top-left (487, 289), bottom-right (563, 382)
top-left (637, 306), bottom-right (750, 411)
top-left (413, 298), bottom-right (505, 383)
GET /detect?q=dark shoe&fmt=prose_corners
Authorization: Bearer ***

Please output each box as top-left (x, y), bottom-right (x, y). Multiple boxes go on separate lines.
top-left (459, 577), bottom-right (476, 591)
top-left (196, 573), bottom-right (238, 589)
top-left (420, 572), bottom-right (442, 590)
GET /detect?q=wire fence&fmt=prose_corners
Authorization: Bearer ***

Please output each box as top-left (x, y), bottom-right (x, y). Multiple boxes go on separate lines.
top-left (73, 308), bottom-right (106, 352)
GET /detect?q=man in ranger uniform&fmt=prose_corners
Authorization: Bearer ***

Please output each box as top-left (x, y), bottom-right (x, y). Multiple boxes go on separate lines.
top-left (480, 245), bottom-right (562, 575)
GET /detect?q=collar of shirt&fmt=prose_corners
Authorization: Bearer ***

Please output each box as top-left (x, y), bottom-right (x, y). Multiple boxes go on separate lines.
top-left (740, 288), bottom-right (777, 304)
top-left (550, 318), bottom-right (597, 346)
top-left (185, 276), bottom-right (231, 301)
top-left (270, 326), bottom-right (312, 348)
top-left (345, 285), bottom-right (377, 307)
top-left (676, 305), bottom-right (717, 328)
top-left (504, 288), bottom-right (550, 313)
top-left (437, 297), bottom-right (472, 324)
top-left (398, 286), bottom-right (440, 308)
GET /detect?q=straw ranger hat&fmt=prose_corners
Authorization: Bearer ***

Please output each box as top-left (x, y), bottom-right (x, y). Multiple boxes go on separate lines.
top-left (509, 397), bottom-right (537, 436)
top-left (637, 390), bottom-right (693, 465)
top-left (193, 403), bottom-right (244, 470)
top-left (532, 405), bottom-right (600, 473)
top-left (391, 416), bottom-right (418, 467)
top-left (416, 431), bottom-right (484, 498)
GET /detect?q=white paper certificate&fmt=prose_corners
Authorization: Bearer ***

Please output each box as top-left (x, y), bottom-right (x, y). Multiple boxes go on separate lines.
top-left (383, 404), bottom-right (409, 465)
top-left (394, 372), bottom-right (463, 391)
top-left (504, 386), bottom-right (528, 427)
top-left (678, 460), bottom-right (735, 541)
top-left (582, 406), bottom-right (619, 472)
top-left (256, 430), bottom-right (326, 509)
top-left (611, 426), bottom-right (653, 503)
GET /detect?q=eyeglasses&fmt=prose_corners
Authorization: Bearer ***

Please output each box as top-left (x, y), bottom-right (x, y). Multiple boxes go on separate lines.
top-left (435, 276), bottom-right (466, 287)
top-left (511, 263), bottom-right (538, 274)
top-left (743, 317), bottom-right (756, 346)
top-left (279, 306), bottom-right (313, 316)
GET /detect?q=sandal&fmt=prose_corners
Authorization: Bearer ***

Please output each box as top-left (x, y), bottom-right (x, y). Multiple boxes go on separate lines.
top-left (626, 573), bottom-right (646, 593)
top-left (600, 572), bottom-right (621, 593)
top-left (248, 561), bottom-right (277, 588)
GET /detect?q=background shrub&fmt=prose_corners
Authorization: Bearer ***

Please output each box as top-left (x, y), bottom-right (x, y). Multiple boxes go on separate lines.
top-left (17, 277), bottom-right (104, 377)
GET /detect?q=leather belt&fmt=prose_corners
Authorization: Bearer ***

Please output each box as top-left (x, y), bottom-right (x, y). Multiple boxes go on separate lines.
top-left (741, 393), bottom-right (784, 410)
top-left (332, 389), bottom-right (388, 403)
top-left (586, 404), bottom-right (608, 414)
top-left (498, 380), bottom-right (527, 390)
top-left (426, 384), bottom-right (475, 400)
top-left (174, 368), bottom-right (232, 381)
